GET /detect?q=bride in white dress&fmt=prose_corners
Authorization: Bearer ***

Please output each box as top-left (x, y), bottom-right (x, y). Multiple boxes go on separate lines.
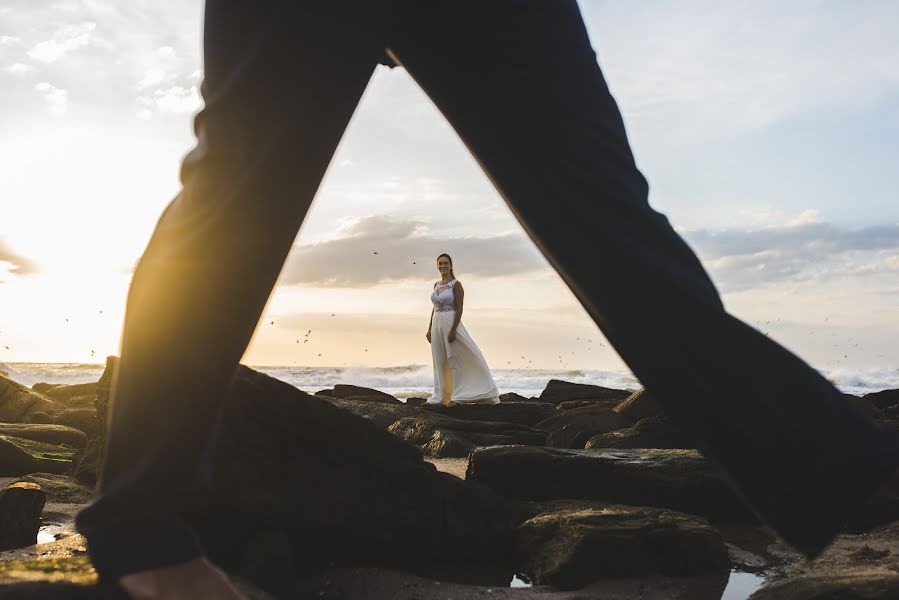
top-left (425, 253), bottom-right (500, 405)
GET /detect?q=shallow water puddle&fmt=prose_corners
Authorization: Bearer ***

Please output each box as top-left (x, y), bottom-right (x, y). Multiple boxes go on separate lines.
top-left (721, 570), bottom-right (765, 599)
top-left (509, 574), bottom-right (532, 588)
top-left (37, 530), bottom-right (57, 544)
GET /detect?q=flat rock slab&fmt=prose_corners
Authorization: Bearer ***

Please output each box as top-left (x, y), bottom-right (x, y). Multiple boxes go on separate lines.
top-left (518, 502), bottom-right (730, 590)
top-left (538, 380), bottom-right (631, 405)
top-left (0, 425), bottom-right (86, 450)
top-left (467, 446), bottom-right (755, 522)
top-left (749, 572), bottom-right (899, 599)
top-left (534, 407), bottom-right (634, 449)
top-left (0, 436), bottom-right (77, 476)
top-left (325, 397), bottom-right (421, 429)
top-left (586, 427), bottom-right (695, 450)
top-left (422, 402), bottom-right (557, 427)
top-left (389, 414), bottom-right (547, 458)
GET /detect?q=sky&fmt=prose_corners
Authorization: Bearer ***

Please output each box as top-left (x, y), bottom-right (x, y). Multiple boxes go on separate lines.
top-left (1, 0), bottom-right (898, 373)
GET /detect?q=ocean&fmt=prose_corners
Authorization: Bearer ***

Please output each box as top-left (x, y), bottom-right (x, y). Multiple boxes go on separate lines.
top-left (2, 362), bottom-right (897, 398)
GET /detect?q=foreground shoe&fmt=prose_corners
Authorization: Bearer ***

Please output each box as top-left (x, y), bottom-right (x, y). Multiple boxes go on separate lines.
top-left (119, 557), bottom-right (246, 600)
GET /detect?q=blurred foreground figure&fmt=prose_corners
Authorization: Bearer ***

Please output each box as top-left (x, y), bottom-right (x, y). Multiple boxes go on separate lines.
top-left (77, 1), bottom-right (897, 596)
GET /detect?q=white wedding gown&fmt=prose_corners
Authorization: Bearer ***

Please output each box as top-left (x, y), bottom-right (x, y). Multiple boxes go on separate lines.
top-left (428, 279), bottom-right (500, 405)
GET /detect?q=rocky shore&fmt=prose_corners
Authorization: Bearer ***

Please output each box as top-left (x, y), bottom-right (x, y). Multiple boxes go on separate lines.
top-left (0, 359), bottom-right (897, 598)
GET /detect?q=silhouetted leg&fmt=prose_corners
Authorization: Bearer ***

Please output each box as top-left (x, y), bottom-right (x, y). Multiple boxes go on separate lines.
top-left (389, 0), bottom-right (898, 556)
top-left (76, 0), bottom-right (393, 581)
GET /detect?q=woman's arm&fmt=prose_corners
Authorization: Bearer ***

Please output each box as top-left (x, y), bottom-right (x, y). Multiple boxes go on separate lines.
top-left (449, 282), bottom-right (464, 342)
top-left (426, 306), bottom-right (434, 342)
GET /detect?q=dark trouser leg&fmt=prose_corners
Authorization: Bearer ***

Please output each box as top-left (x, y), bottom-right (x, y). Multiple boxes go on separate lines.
top-left (389, 0), bottom-right (897, 556)
top-left (76, 1), bottom-right (392, 581)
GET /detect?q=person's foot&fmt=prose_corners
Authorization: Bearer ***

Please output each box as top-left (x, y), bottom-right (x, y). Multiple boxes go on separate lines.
top-left (118, 557), bottom-right (246, 600)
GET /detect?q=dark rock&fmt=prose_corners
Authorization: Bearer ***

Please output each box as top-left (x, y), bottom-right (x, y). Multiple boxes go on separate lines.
top-left (187, 365), bottom-right (534, 573)
top-left (0, 482), bottom-right (46, 551)
top-left (30, 383), bottom-right (61, 394)
top-left (499, 392), bottom-right (535, 403)
top-left (15, 473), bottom-right (92, 504)
top-left (421, 430), bottom-right (476, 458)
top-left (73, 439), bottom-right (100, 487)
top-left (405, 397), bottom-right (426, 407)
top-left (0, 378), bottom-right (59, 423)
top-left (325, 397), bottom-right (420, 429)
top-left (865, 388), bottom-right (899, 411)
top-left (614, 388), bottom-right (662, 422)
top-left (91, 356), bottom-right (117, 481)
top-left (467, 446), bottom-right (755, 522)
top-left (0, 424), bottom-right (87, 449)
top-left (518, 501), bottom-right (730, 590)
top-left (331, 384), bottom-right (397, 402)
top-left (535, 406), bottom-right (634, 448)
top-left (24, 413), bottom-right (52, 425)
top-left (41, 383), bottom-right (99, 405)
top-left (0, 435), bottom-right (78, 476)
top-left (313, 388), bottom-right (333, 397)
top-left (586, 427), bottom-right (696, 450)
top-left (389, 413), bottom-right (547, 458)
top-left (557, 399), bottom-right (621, 411)
top-left (842, 394), bottom-right (881, 421)
top-left (422, 402), bottom-right (557, 427)
top-left (749, 572), bottom-right (899, 599)
top-left (538, 380), bottom-right (631, 405)
top-left (51, 409), bottom-right (99, 439)
top-left (339, 394), bottom-right (402, 405)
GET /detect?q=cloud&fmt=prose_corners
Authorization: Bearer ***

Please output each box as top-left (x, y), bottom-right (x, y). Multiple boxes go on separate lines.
top-left (281, 216), bottom-right (548, 287)
top-left (1, 63), bottom-right (35, 76)
top-left (682, 212), bottom-right (899, 291)
top-left (0, 238), bottom-right (38, 278)
top-left (146, 85), bottom-right (201, 114)
top-left (28, 22), bottom-right (97, 63)
top-left (34, 81), bottom-right (68, 115)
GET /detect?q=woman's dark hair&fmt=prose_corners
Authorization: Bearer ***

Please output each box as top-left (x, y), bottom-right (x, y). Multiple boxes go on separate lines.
top-left (436, 253), bottom-right (455, 279)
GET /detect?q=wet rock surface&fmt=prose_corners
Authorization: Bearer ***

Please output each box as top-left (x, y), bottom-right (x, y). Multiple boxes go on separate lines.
top-left (0, 436), bottom-right (77, 476)
top-left (534, 406), bottom-right (634, 449)
top-left (467, 446), bottom-right (756, 522)
top-left (0, 425), bottom-right (86, 450)
top-left (423, 401), bottom-right (557, 427)
top-left (389, 413), bottom-right (547, 457)
top-left (517, 501), bottom-right (730, 590)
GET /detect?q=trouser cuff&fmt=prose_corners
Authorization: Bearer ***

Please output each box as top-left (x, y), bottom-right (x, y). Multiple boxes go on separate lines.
top-left (78, 512), bottom-right (204, 583)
